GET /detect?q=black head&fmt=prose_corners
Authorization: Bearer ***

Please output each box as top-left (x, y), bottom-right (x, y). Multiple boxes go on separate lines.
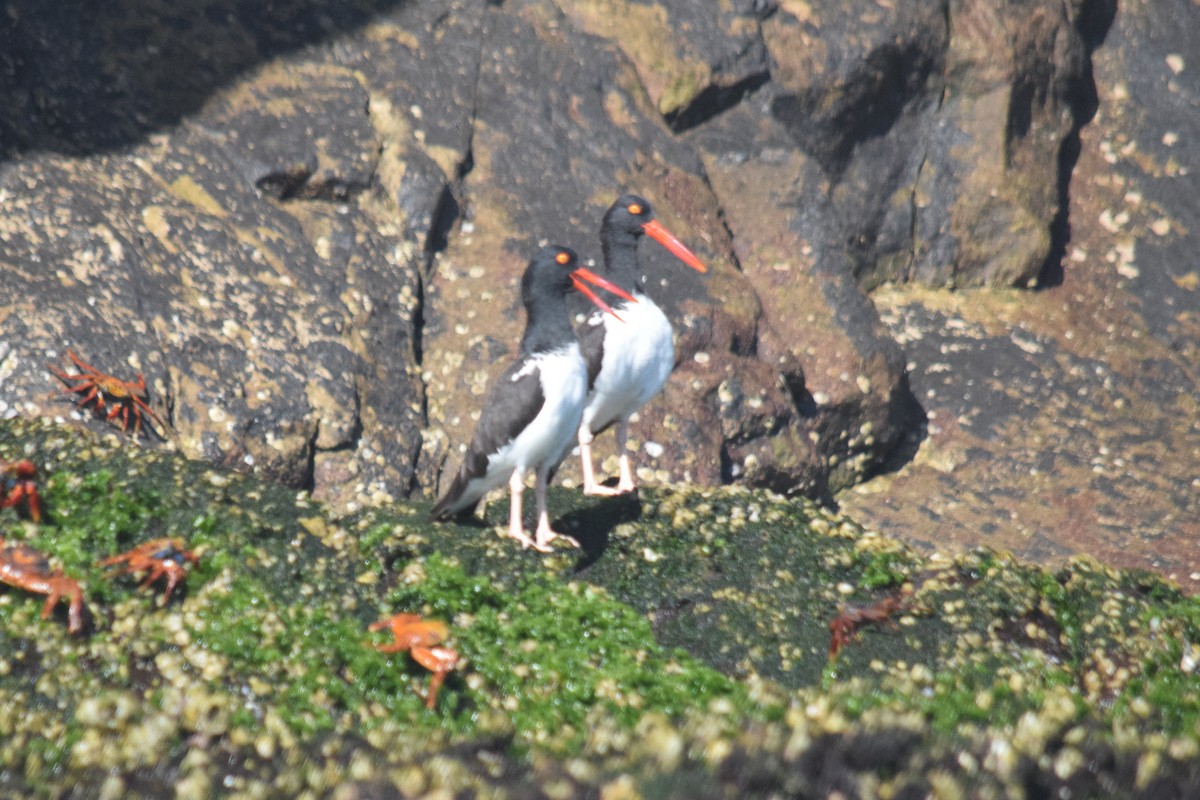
top-left (517, 245), bottom-right (580, 355)
top-left (521, 245), bottom-right (579, 304)
top-left (599, 193), bottom-right (708, 280)
top-left (602, 194), bottom-right (655, 240)
top-left (517, 245), bottom-right (633, 353)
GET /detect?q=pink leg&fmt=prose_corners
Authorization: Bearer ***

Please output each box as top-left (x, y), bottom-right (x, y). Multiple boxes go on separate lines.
top-left (505, 470), bottom-right (544, 551)
top-left (534, 465), bottom-right (578, 551)
top-left (580, 424), bottom-right (622, 497)
top-left (612, 419), bottom-right (636, 493)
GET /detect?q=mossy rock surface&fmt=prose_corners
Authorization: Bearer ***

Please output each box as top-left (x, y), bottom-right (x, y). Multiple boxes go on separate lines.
top-left (1, 416), bottom-right (1199, 798)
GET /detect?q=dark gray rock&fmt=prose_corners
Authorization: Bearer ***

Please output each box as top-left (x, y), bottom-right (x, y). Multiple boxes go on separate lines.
top-left (417, 0), bottom-right (835, 499)
top-left (0, 41), bottom-right (426, 509)
top-left (0, 0), bottom-right (405, 159)
top-left (686, 94), bottom-right (920, 495)
top-left (1090, 0), bottom-right (1199, 359)
top-left (557, 0), bottom-right (772, 132)
top-left (831, 0), bottom-right (1200, 592)
top-left (761, 0), bottom-right (1096, 288)
top-left (0, 0), bottom-right (1194, 593)
top-left (335, 0), bottom-right (485, 258)
top-left (200, 63), bottom-right (378, 201)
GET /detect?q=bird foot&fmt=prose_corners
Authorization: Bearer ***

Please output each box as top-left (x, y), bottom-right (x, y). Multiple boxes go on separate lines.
top-left (504, 526), bottom-right (552, 553)
top-left (535, 526), bottom-right (579, 551)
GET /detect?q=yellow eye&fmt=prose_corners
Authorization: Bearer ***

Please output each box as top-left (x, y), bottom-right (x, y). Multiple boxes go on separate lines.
top-left (627, 203), bottom-right (642, 215)
top-left (555, 251), bottom-right (571, 265)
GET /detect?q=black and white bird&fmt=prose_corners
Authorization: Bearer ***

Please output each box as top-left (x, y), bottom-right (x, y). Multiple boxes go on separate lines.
top-left (576, 194), bottom-right (708, 495)
top-left (432, 245), bottom-right (634, 551)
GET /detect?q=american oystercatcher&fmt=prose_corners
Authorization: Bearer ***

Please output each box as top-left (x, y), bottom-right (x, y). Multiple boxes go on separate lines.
top-left (577, 194), bottom-right (708, 495)
top-left (432, 245), bottom-right (635, 551)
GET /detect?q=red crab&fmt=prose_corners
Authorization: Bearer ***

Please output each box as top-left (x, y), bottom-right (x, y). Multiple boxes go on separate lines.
top-left (828, 591), bottom-right (910, 660)
top-left (369, 613), bottom-right (460, 709)
top-left (1, 459), bottom-right (42, 522)
top-left (0, 537), bottom-right (86, 633)
top-left (47, 348), bottom-right (167, 437)
top-left (100, 538), bottom-right (199, 604)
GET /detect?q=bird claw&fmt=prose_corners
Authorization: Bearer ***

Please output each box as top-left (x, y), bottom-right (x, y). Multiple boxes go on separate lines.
top-left (554, 534), bottom-right (581, 549)
top-left (506, 526), bottom-right (553, 553)
top-left (535, 526), bottom-right (579, 550)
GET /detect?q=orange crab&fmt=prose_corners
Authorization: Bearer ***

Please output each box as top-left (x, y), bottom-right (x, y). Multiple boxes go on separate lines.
top-left (0, 537), bottom-right (86, 633)
top-left (369, 613), bottom-right (460, 709)
top-left (1, 460), bottom-right (42, 522)
top-left (100, 538), bottom-right (199, 604)
top-left (47, 348), bottom-right (167, 437)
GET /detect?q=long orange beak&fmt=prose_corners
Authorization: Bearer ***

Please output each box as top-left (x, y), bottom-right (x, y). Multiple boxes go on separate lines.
top-left (571, 267), bottom-right (637, 322)
top-left (642, 219), bottom-right (708, 273)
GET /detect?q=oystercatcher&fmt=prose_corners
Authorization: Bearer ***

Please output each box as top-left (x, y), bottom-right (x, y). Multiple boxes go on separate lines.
top-left (577, 194), bottom-right (708, 495)
top-left (432, 245), bottom-right (635, 551)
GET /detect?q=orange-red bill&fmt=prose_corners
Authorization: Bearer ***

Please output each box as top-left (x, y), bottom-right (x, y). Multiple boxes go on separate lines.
top-left (571, 267), bottom-right (637, 322)
top-left (642, 219), bottom-right (708, 273)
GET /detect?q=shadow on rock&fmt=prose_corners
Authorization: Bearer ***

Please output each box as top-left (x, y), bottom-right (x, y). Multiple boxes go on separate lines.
top-left (0, 0), bottom-right (413, 160)
top-left (553, 491), bottom-right (644, 571)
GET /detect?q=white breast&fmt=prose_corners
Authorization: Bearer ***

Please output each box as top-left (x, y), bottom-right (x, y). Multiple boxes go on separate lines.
top-left (488, 343), bottom-right (587, 477)
top-left (438, 344), bottom-right (588, 516)
top-left (582, 293), bottom-right (674, 433)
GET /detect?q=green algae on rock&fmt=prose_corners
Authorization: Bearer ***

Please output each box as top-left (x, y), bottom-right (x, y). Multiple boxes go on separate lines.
top-left (2, 415), bottom-right (1200, 797)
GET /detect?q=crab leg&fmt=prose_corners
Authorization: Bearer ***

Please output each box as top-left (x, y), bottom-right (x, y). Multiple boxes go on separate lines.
top-left (1, 486), bottom-right (41, 522)
top-left (412, 646), bottom-right (458, 709)
top-left (66, 349), bottom-right (104, 374)
top-left (106, 403), bottom-right (125, 426)
top-left (33, 580), bottom-right (84, 634)
top-left (133, 396), bottom-right (167, 428)
top-left (73, 386), bottom-right (101, 408)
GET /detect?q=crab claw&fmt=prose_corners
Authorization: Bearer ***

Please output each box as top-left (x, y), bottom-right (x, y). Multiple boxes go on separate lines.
top-left (1, 460), bottom-right (43, 522)
top-left (642, 219), bottom-right (708, 273)
top-left (571, 267), bottom-right (637, 322)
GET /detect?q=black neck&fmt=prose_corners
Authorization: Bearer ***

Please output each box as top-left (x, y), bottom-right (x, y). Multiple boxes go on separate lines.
top-left (601, 227), bottom-right (644, 294)
top-left (519, 291), bottom-right (574, 355)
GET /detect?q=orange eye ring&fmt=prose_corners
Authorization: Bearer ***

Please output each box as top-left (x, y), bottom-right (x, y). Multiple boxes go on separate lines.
top-left (555, 251), bottom-right (571, 265)
top-left (627, 203), bottom-right (642, 215)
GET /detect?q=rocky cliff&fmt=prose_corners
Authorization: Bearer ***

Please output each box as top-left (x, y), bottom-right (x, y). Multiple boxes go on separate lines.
top-left (2, 0), bottom-right (1200, 793)
top-left (3, 0), bottom-right (1195, 583)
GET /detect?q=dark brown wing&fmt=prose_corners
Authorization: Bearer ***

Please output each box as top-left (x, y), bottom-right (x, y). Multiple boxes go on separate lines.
top-left (577, 315), bottom-right (607, 389)
top-left (431, 359), bottom-right (546, 520)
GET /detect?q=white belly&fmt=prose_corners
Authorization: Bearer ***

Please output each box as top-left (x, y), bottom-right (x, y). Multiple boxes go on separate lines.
top-left (582, 294), bottom-right (674, 434)
top-left (468, 345), bottom-right (588, 501)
